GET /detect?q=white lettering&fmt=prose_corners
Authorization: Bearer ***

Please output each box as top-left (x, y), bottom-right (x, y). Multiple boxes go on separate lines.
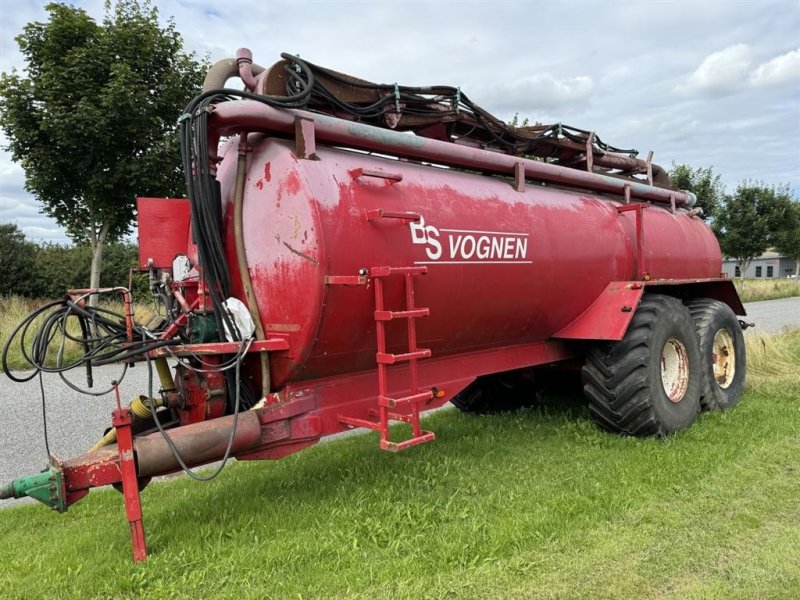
top-left (516, 238), bottom-right (527, 259)
top-left (410, 216), bottom-right (530, 264)
top-left (476, 236), bottom-right (490, 259)
top-left (449, 235), bottom-right (462, 258)
top-left (491, 237), bottom-right (503, 258)
top-left (461, 236), bottom-right (476, 259)
top-left (503, 237), bottom-right (515, 259)
top-left (425, 226), bottom-right (442, 260)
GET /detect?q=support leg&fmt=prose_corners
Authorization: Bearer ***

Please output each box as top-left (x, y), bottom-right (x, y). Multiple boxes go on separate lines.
top-left (112, 403), bottom-right (147, 562)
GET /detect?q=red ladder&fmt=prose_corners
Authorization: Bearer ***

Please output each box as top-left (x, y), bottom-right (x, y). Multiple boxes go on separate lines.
top-left (339, 266), bottom-right (435, 451)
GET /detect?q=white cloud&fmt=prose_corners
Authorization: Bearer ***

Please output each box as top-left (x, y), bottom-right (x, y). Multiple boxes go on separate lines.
top-left (751, 47), bottom-right (800, 86)
top-left (478, 74), bottom-right (594, 111)
top-left (676, 44), bottom-right (753, 96)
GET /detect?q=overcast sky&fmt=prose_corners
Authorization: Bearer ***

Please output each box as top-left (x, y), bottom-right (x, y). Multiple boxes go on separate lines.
top-left (1, 0), bottom-right (798, 243)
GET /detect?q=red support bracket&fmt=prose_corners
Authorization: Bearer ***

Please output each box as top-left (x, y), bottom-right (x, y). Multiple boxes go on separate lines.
top-left (365, 209), bottom-right (421, 222)
top-left (325, 273), bottom-right (369, 285)
top-left (350, 167), bottom-right (403, 183)
top-left (295, 116), bottom-right (317, 160)
top-left (147, 338), bottom-right (289, 358)
top-left (112, 384), bottom-right (147, 562)
top-left (617, 202), bottom-right (649, 280)
top-left (514, 161), bottom-right (525, 192)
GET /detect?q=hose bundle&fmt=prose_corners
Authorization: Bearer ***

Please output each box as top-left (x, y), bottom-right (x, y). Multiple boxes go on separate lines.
top-left (1, 294), bottom-right (176, 395)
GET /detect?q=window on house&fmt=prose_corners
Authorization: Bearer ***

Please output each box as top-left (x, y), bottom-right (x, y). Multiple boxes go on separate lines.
top-left (755, 266), bottom-right (762, 277)
top-left (735, 266), bottom-right (741, 277)
top-left (767, 266), bottom-right (774, 277)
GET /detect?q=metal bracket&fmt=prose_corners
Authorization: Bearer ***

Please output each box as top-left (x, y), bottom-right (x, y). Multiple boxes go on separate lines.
top-left (350, 168), bottom-right (403, 184)
top-left (514, 161), bottom-right (525, 192)
top-left (585, 132), bottom-right (595, 173)
top-left (325, 269), bottom-right (369, 286)
top-left (617, 202), bottom-right (649, 280)
top-left (295, 116), bottom-right (317, 160)
top-left (365, 209), bottom-right (420, 222)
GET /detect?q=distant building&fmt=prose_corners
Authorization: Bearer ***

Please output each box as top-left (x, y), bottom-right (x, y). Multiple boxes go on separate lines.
top-left (721, 251), bottom-right (798, 279)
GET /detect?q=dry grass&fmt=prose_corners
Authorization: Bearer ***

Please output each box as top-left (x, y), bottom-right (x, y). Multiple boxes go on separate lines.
top-left (746, 328), bottom-right (800, 391)
top-left (0, 295), bottom-right (159, 372)
top-left (734, 278), bottom-right (800, 303)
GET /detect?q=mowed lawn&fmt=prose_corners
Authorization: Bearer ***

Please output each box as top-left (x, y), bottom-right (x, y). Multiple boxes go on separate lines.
top-left (1, 331), bottom-right (799, 599)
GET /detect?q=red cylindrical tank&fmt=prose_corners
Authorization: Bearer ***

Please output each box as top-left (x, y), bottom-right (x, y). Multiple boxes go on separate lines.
top-left (217, 135), bottom-right (721, 389)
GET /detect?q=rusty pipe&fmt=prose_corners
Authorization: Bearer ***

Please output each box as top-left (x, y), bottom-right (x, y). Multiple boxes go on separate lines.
top-left (234, 133), bottom-right (271, 397)
top-left (203, 51), bottom-right (265, 92)
top-left (64, 410), bottom-right (264, 488)
top-left (208, 101), bottom-right (694, 207)
top-left (133, 411), bottom-right (263, 477)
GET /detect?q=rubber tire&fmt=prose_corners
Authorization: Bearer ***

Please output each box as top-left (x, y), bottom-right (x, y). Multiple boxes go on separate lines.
top-left (582, 294), bottom-right (702, 437)
top-left (450, 371), bottom-right (537, 414)
top-left (687, 298), bottom-right (746, 411)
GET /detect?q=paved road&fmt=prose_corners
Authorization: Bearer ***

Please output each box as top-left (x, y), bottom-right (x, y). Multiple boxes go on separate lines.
top-left (740, 296), bottom-right (800, 334)
top-left (2, 295), bottom-right (799, 509)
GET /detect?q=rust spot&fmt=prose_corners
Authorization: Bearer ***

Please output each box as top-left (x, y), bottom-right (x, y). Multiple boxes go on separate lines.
top-left (264, 162), bottom-right (271, 182)
top-left (267, 323), bottom-right (302, 333)
top-left (285, 170), bottom-right (301, 195)
top-left (283, 241), bottom-right (318, 265)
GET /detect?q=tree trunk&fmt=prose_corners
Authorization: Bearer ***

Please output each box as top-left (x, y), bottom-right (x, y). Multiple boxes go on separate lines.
top-left (87, 222), bottom-right (111, 308)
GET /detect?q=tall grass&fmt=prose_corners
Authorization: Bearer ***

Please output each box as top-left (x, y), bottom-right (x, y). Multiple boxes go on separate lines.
top-left (0, 295), bottom-right (158, 372)
top-left (734, 277), bottom-right (800, 303)
top-left (746, 328), bottom-right (800, 391)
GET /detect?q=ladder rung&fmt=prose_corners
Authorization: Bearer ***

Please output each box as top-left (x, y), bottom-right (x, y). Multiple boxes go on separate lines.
top-left (338, 416), bottom-right (380, 431)
top-left (381, 432), bottom-right (435, 452)
top-left (376, 349), bottom-right (431, 364)
top-left (379, 391), bottom-right (434, 408)
top-left (374, 308), bottom-right (430, 321)
top-left (371, 266), bottom-right (428, 277)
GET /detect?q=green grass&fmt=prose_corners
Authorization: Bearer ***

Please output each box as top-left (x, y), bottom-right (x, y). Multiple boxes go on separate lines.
top-left (1, 331), bottom-right (799, 599)
top-left (734, 278), bottom-right (800, 303)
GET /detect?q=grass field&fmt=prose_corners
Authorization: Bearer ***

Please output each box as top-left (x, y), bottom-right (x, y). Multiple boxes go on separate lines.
top-left (735, 277), bottom-right (800, 303)
top-left (1, 330), bottom-right (798, 599)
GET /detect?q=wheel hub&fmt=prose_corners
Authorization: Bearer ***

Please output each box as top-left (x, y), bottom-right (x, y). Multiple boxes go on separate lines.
top-left (661, 338), bottom-right (689, 403)
top-left (712, 328), bottom-right (736, 389)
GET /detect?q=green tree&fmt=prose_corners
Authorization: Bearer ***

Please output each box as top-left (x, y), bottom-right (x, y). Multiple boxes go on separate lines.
top-left (714, 182), bottom-right (794, 279)
top-left (0, 1), bottom-right (203, 301)
top-left (0, 223), bottom-right (37, 295)
top-left (774, 198), bottom-right (800, 279)
top-left (669, 164), bottom-right (726, 222)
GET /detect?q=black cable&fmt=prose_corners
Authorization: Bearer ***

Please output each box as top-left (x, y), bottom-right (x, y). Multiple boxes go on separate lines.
top-left (145, 336), bottom-right (253, 481)
top-left (38, 372), bottom-right (51, 459)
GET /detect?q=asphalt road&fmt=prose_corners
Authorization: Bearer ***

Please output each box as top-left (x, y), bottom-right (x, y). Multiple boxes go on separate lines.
top-left (2, 295), bottom-right (799, 509)
top-left (740, 296), bottom-right (800, 334)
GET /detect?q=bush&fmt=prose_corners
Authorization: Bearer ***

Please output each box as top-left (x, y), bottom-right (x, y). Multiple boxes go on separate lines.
top-left (0, 223), bottom-right (143, 299)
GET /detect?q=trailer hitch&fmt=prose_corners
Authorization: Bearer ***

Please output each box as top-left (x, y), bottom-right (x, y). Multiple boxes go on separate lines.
top-left (0, 460), bottom-right (67, 513)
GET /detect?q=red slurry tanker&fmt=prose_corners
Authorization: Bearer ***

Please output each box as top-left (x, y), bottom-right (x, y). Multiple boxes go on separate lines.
top-left (1, 49), bottom-right (747, 561)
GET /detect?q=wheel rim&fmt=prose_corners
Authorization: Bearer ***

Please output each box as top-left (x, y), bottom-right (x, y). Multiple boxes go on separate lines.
top-left (712, 328), bottom-right (736, 389)
top-left (661, 338), bottom-right (690, 403)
